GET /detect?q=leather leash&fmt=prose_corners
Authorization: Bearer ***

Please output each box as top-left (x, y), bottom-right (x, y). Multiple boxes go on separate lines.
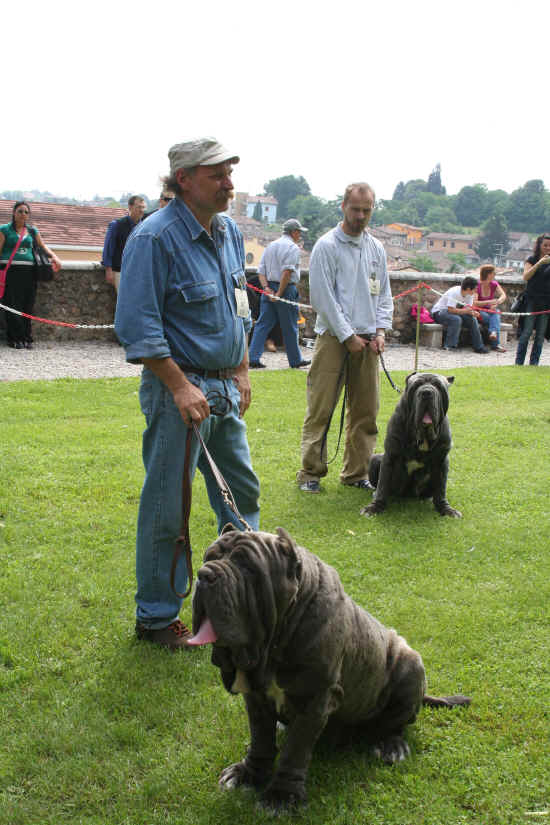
top-left (379, 350), bottom-right (402, 394)
top-left (170, 404), bottom-right (253, 599)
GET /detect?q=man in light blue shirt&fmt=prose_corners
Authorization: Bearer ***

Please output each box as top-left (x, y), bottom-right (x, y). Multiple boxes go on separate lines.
top-left (115, 137), bottom-right (260, 650)
top-left (249, 218), bottom-right (311, 369)
top-left (297, 182), bottom-right (393, 494)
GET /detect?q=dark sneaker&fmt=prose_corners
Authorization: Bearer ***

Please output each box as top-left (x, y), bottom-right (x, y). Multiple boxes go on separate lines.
top-left (344, 479), bottom-right (375, 491)
top-left (474, 347), bottom-right (489, 354)
top-left (292, 360), bottom-right (311, 368)
top-left (135, 619), bottom-right (193, 651)
top-left (299, 480), bottom-right (321, 493)
top-left (249, 361), bottom-right (266, 369)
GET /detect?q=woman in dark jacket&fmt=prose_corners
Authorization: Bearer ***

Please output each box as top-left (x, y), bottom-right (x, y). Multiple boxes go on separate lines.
top-left (515, 234), bottom-right (550, 366)
top-left (0, 201), bottom-right (61, 348)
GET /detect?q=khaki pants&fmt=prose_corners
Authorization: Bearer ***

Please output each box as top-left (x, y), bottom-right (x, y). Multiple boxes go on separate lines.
top-left (297, 332), bottom-right (379, 485)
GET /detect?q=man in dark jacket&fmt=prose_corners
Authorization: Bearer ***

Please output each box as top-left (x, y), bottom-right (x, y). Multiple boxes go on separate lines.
top-left (102, 195), bottom-right (146, 291)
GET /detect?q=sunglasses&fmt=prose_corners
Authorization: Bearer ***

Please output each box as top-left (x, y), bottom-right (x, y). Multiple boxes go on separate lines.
top-left (160, 196), bottom-right (174, 202)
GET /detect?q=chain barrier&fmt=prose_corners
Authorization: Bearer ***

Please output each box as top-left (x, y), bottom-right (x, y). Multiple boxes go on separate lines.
top-left (2, 280), bottom-right (548, 332)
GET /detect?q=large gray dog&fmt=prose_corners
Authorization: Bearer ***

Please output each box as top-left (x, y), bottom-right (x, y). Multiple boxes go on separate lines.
top-left (189, 526), bottom-right (469, 811)
top-left (361, 372), bottom-right (462, 519)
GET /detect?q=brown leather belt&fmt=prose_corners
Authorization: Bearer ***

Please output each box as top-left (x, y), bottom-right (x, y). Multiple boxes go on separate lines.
top-left (178, 364), bottom-right (235, 380)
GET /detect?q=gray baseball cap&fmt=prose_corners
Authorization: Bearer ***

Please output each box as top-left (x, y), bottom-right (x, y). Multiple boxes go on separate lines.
top-left (168, 137), bottom-right (240, 174)
top-left (283, 218), bottom-right (308, 233)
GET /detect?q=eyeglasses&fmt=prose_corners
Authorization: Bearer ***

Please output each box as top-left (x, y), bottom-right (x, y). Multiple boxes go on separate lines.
top-left (160, 196), bottom-right (174, 202)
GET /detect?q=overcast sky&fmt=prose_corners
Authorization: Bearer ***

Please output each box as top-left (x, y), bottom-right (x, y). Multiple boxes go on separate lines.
top-left (3, 0), bottom-right (548, 204)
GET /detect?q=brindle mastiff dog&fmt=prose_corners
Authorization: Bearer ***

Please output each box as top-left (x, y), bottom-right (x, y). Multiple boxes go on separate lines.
top-left (189, 526), bottom-right (470, 811)
top-left (361, 372), bottom-right (461, 519)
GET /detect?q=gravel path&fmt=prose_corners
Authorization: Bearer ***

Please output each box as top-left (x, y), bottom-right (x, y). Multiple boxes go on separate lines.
top-left (2, 338), bottom-right (548, 382)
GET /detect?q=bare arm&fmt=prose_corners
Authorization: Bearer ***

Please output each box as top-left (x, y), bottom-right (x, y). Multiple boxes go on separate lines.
top-left (274, 269), bottom-right (293, 298)
top-left (0, 231), bottom-right (5, 257)
top-left (523, 255), bottom-right (550, 282)
top-left (233, 346), bottom-right (251, 417)
top-left (142, 357), bottom-right (211, 426)
top-left (35, 230), bottom-right (62, 272)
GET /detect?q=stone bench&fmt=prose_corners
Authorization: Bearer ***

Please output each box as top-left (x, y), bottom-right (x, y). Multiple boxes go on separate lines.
top-left (419, 322), bottom-right (514, 349)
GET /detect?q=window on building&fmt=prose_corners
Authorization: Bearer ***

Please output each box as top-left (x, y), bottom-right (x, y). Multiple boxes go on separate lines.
top-left (443, 241), bottom-right (447, 248)
top-left (451, 241), bottom-right (455, 248)
top-left (429, 240), bottom-right (434, 247)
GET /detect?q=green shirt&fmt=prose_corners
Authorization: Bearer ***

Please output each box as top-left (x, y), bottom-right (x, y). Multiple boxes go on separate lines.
top-left (0, 223), bottom-right (35, 264)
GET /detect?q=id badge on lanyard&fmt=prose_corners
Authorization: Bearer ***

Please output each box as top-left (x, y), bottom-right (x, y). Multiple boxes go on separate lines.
top-left (235, 273), bottom-right (249, 317)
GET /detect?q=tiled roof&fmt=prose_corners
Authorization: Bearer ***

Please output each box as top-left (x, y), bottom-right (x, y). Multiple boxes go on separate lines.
top-left (247, 195), bottom-right (278, 205)
top-left (0, 200), bottom-right (127, 247)
top-left (424, 232), bottom-right (477, 241)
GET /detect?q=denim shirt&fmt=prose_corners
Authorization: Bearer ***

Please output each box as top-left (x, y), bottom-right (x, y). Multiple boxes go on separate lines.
top-left (115, 198), bottom-right (251, 369)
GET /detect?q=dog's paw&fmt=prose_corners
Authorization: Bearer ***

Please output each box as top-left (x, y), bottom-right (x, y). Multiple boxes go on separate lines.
top-left (373, 735), bottom-right (411, 764)
top-left (360, 501), bottom-right (386, 518)
top-left (219, 761), bottom-right (264, 790)
top-left (260, 781), bottom-right (307, 813)
top-left (437, 503), bottom-right (462, 518)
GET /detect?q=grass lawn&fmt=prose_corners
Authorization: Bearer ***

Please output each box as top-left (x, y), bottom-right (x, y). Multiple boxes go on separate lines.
top-left (1, 366), bottom-right (549, 824)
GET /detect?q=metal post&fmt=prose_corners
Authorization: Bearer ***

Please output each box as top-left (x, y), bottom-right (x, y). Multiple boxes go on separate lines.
top-left (414, 285), bottom-right (421, 372)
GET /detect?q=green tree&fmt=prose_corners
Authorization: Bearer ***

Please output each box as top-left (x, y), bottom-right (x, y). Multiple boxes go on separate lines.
top-left (408, 253), bottom-right (439, 272)
top-left (252, 200), bottom-right (263, 222)
top-left (484, 189), bottom-right (509, 221)
top-left (423, 205), bottom-right (459, 233)
top-left (392, 181), bottom-right (406, 201)
top-left (447, 252), bottom-right (467, 273)
top-left (286, 194), bottom-right (341, 248)
top-left (403, 179), bottom-right (427, 200)
top-left (427, 163), bottom-right (446, 195)
top-left (264, 175), bottom-right (311, 220)
top-left (454, 184), bottom-right (488, 226)
top-left (475, 213), bottom-right (510, 260)
top-left (505, 179), bottom-right (547, 233)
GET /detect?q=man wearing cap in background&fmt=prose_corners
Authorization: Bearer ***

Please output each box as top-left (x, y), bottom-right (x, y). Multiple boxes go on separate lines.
top-left (115, 137), bottom-right (260, 650)
top-left (248, 218), bottom-right (311, 369)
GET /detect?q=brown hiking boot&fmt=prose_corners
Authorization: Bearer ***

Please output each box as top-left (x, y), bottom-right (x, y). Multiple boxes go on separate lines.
top-left (135, 619), bottom-right (193, 651)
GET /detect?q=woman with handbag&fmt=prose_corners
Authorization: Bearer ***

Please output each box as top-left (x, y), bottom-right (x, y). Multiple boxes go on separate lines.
top-left (0, 201), bottom-right (61, 349)
top-left (474, 264), bottom-right (507, 352)
top-left (515, 234), bottom-right (550, 366)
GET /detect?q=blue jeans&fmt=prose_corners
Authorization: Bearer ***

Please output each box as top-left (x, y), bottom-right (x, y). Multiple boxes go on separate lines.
top-left (515, 299), bottom-right (549, 365)
top-left (432, 309), bottom-right (484, 350)
top-left (479, 310), bottom-right (501, 347)
top-left (135, 368), bottom-right (260, 628)
top-left (249, 281), bottom-right (302, 367)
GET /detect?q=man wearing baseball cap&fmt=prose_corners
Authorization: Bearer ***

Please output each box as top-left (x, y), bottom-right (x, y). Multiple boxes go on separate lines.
top-left (248, 217), bottom-right (311, 369)
top-left (115, 138), bottom-right (260, 650)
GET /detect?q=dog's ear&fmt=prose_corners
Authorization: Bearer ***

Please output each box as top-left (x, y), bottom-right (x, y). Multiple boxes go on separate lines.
top-left (275, 527), bottom-right (302, 581)
top-left (446, 376), bottom-right (455, 386)
top-left (221, 523), bottom-right (238, 535)
top-left (405, 371), bottom-right (418, 387)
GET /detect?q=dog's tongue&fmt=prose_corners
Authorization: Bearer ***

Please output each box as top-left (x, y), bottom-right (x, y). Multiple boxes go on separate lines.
top-left (187, 617), bottom-right (218, 646)
top-left (422, 412), bottom-right (433, 424)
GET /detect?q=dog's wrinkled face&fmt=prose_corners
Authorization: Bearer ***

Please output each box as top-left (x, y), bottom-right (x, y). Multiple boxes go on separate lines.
top-left (405, 373), bottom-right (453, 448)
top-left (191, 527), bottom-right (302, 693)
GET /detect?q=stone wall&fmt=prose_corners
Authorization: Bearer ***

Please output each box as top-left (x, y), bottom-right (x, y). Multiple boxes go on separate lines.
top-left (296, 270), bottom-right (525, 344)
top-left (0, 263), bottom-right (526, 343)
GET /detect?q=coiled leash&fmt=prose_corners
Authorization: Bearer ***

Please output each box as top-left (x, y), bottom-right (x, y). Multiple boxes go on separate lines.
top-left (170, 390), bottom-right (253, 599)
top-left (320, 336), bottom-right (402, 466)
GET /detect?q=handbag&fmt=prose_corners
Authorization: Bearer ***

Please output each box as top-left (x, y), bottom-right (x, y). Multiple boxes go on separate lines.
top-left (0, 228), bottom-right (25, 299)
top-left (510, 290), bottom-right (526, 313)
top-left (410, 304), bottom-right (434, 323)
top-left (30, 227), bottom-right (54, 282)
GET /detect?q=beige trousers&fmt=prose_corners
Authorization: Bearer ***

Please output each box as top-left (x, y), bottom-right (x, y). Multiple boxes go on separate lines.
top-left (297, 332), bottom-right (380, 485)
